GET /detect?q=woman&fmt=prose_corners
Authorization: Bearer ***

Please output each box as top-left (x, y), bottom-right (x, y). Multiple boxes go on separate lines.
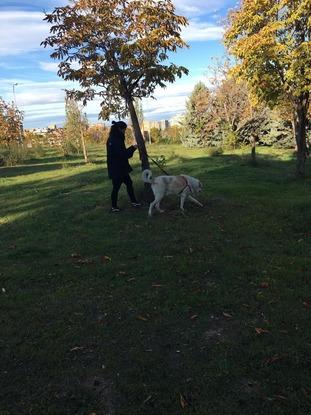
top-left (106, 121), bottom-right (141, 212)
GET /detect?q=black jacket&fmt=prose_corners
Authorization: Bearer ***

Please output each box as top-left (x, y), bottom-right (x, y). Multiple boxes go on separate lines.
top-left (106, 133), bottom-right (137, 179)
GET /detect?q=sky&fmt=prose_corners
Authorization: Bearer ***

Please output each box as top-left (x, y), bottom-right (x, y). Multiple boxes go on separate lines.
top-left (0, 0), bottom-right (238, 128)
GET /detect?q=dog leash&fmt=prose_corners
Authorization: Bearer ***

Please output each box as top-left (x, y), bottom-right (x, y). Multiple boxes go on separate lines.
top-left (149, 156), bottom-right (170, 176)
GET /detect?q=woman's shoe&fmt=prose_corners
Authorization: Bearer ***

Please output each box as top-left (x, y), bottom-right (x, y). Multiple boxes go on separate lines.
top-left (111, 207), bottom-right (121, 212)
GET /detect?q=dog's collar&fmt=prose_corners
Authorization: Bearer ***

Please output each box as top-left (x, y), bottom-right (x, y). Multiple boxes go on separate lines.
top-left (178, 175), bottom-right (193, 194)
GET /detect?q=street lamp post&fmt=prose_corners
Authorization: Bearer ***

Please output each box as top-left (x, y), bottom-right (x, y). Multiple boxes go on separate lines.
top-left (12, 83), bottom-right (18, 106)
top-left (11, 83), bottom-right (23, 143)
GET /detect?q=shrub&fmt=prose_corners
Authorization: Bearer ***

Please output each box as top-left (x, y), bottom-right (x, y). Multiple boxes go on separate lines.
top-left (205, 146), bottom-right (224, 156)
top-left (0, 144), bottom-right (30, 166)
top-left (62, 139), bottom-right (80, 156)
top-left (150, 127), bottom-right (162, 143)
top-left (222, 128), bottom-right (239, 149)
top-left (161, 126), bottom-right (182, 144)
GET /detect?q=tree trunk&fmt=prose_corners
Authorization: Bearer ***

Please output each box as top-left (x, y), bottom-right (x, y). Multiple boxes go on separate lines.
top-left (127, 99), bottom-right (154, 201)
top-left (293, 94), bottom-right (309, 177)
top-left (291, 119), bottom-right (297, 151)
top-left (128, 99), bottom-right (150, 171)
top-left (80, 129), bottom-right (88, 163)
top-left (250, 134), bottom-right (257, 166)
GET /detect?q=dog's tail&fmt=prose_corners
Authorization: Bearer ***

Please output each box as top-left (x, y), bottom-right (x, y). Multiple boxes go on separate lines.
top-left (142, 169), bottom-right (153, 184)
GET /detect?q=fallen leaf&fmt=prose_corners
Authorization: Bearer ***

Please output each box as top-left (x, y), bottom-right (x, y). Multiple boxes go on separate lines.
top-left (76, 258), bottom-right (94, 265)
top-left (259, 282), bottom-right (269, 288)
top-left (70, 253), bottom-right (94, 265)
top-left (190, 314), bottom-right (198, 320)
top-left (70, 346), bottom-right (85, 352)
top-left (265, 355), bottom-right (281, 365)
top-left (137, 315), bottom-right (148, 321)
top-left (143, 395), bottom-right (153, 404)
top-left (101, 255), bottom-right (111, 263)
top-left (179, 393), bottom-right (189, 409)
top-left (152, 284), bottom-right (163, 287)
top-left (255, 327), bottom-right (270, 335)
top-left (2, 288), bottom-right (6, 293)
top-left (303, 301), bottom-right (311, 309)
top-left (302, 387), bottom-right (311, 400)
top-left (223, 312), bottom-right (233, 319)
top-left (273, 394), bottom-right (287, 401)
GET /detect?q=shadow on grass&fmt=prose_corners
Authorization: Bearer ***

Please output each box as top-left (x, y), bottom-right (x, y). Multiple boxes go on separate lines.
top-left (1, 150), bottom-right (310, 415)
top-left (1, 151), bottom-right (308, 233)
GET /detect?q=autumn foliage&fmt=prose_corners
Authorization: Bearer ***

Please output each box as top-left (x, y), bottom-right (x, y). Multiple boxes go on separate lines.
top-left (0, 98), bottom-right (23, 147)
top-left (225, 0), bottom-right (311, 175)
top-left (42, 0), bottom-right (188, 170)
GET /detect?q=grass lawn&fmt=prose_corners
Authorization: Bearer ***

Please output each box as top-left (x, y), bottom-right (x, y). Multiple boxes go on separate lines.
top-left (0, 144), bottom-right (310, 415)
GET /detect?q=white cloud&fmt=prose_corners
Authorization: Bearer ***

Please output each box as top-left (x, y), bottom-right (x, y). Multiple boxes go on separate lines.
top-left (39, 61), bottom-right (59, 72)
top-left (142, 75), bottom-right (212, 120)
top-left (18, 91), bottom-right (64, 106)
top-left (0, 78), bottom-right (71, 108)
top-left (0, 6), bottom-right (226, 60)
top-left (0, 2), bottom-right (225, 127)
top-left (1, 0), bottom-right (68, 10)
top-left (0, 11), bottom-right (48, 56)
top-left (183, 20), bottom-right (224, 41)
top-left (173, 0), bottom-right (235, 17)
top-left (0, 74), bottom-right (213, 127)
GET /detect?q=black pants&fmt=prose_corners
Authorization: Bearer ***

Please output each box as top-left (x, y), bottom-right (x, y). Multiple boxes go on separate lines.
top-left (111, 174), bottom-right (137, 208)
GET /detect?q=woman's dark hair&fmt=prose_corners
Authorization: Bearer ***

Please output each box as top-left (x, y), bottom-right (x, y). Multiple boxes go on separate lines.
top-left (109, 120), bottom-right (127, 140)
top-left (112, 120), bottom-right (127, 129)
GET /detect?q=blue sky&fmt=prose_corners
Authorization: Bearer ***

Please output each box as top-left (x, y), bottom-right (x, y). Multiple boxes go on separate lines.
top-left (0, 0), bottom-right (238, 128)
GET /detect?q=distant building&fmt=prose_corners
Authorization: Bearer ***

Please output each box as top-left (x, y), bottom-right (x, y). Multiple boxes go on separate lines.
top-left (25, 124), bottom-right (58, 136)
top-left (47, 124), bottom-right (57, 130)
top-left (26, 127), bottom-right (49, 135)
top-left (142, 119), bottom-right (170, 143)
top-left (169, 113), bottom-right (184, 126)
top-left (24, 125), bottom-right (64, 147)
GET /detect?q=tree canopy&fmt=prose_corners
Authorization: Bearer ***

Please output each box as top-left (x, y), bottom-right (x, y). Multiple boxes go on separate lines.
top-left (225, 0), bottom-right (310, 106)
top-left (42, 0), bottom-right (188, 118)
top-left (42, 0), bottom-right (188, 169)
top-left (224, 0), bottom-right (311, 174)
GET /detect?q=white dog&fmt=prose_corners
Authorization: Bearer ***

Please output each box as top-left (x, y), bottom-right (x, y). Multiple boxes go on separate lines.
top-left (142, 169), bottom-right (203, 216)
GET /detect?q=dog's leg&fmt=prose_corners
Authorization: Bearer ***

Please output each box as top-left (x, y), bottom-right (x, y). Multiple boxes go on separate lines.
top-left (188, 195), bottom-right (204, 207)
top-left (156, 201), bottom-right (164, 213)
top-left (149, 196), bottom-right (164, 216)
top-left (180, 193), bottom-right (187, 213)
top-left (148, 200), bottom-right (156, 217)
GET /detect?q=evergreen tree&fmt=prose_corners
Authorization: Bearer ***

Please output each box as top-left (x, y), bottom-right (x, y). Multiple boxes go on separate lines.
top-left (181, 82), bottom-right (211, 147)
